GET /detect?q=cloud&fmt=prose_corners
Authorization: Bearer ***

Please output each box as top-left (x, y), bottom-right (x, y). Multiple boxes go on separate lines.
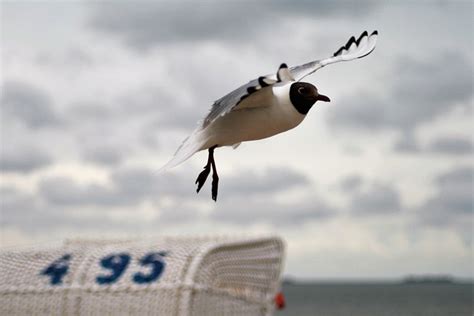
top-left (2, 165), bottom-right (319, 236)
top-left (349, 183), bottom-right (401, 215)
top-left (394, 134), bottom-right (472, 155)
top-left (417, 166), bottom-right (473, 226)
top-left (35, 165), bottom-right (304, 211)
top-left (0, 186), bottom-right (38, 227)
top-left (35, 47), bottom-right (94, 69)
top-left (427, 136), bottom-right (472, 155)
top-left (205, 166), bottom-right (326, 224)
top-left (0, 184), bottom-right (159, 234)
top-left (436, 166), bottom-right (472, 188)
top-left (0, 146), bottom-right (53, 173)
top-left (211, 194), bottom-right (335, 225)
top-left (38, 176), bottom-right (122, 207)
top-left (1, 81), bottom-right (60, 129)
top-left (81, 144), bottom-right (126, 166)
top-left (220, 167), bottom-right (310, 197)
top-left (339, 174), bottom-right (363, 193)
top-left (327, 52), bottom-right (473, 133)
top-left (37, 167), bottom-right (192, 207)
top-left (393, 132), bottom-right (420, 153)
top-left (88, 1), bottom-right (377, 49)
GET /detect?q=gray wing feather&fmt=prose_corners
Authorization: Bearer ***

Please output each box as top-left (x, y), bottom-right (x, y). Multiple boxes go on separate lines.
top-left (202, 75), bottom-right (277, 128)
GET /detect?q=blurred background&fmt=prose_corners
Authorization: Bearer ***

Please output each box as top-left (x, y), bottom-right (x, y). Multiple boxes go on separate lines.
top-left (1, 0), bottom-right (472, 287)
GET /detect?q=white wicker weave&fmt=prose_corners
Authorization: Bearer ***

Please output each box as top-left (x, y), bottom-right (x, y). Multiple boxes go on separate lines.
top-left (0, 236), bottom-right (285, 316)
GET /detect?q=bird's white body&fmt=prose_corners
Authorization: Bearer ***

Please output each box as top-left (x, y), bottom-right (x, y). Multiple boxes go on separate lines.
top-left (201, 83), bottom-right (304, 149)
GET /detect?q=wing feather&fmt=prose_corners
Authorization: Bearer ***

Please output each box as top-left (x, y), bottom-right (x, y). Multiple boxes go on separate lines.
top-left (202, 68), bottom-right (281, 128)
top-left (290, 30), bottom-right (378, 81)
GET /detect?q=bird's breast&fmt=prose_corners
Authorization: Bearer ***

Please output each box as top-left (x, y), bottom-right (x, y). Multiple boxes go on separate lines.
top-left (203, 98), bottom-right (306, 148)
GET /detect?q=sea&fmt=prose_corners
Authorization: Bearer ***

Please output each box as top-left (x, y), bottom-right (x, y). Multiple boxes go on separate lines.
top-left (276, 282), bottom-right (473, 316)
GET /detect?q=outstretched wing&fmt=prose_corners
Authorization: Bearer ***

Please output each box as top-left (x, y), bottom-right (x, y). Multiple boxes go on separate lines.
top-left (202, 31), bottom-right (378, 128)
top-left (290, 30), bottom-right (378, 81)
top-left (202, 63), bottom-right (293, 128)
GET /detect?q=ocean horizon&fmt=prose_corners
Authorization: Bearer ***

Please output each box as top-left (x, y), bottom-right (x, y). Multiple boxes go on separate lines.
top-left (277, 280), bottom-right (473, 316)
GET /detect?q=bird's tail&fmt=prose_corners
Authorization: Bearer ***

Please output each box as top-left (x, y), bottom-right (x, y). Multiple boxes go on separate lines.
top-left (158, 128), bottom-right (208, 173)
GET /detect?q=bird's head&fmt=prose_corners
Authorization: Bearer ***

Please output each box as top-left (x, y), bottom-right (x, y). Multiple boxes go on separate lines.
top-left (289, 82), bottom-right (330, 115)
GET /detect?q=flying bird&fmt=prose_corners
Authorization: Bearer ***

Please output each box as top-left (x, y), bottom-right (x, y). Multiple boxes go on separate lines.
top-left (160, 30), bottom-right (378, 201)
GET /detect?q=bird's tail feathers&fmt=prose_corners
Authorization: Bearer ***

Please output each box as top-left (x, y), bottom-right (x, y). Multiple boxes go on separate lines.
top-left (158, 128), bottom-right (207, 173)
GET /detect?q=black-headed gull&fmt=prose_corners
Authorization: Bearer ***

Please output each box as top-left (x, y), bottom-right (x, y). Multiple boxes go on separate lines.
top-left (161, 31), bottom-right (378, 201)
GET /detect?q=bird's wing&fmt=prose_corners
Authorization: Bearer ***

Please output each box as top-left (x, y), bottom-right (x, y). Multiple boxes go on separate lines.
top-left (202, 63), bottom-right (293, 128)
top-left (201, 30), bottom-right (377, 128)
top-left (290, 30), bottom-right (378, 82)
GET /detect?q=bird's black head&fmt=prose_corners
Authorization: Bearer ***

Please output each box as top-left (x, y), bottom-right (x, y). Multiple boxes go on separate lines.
top-left (289, 82), bottom-right (330, 115)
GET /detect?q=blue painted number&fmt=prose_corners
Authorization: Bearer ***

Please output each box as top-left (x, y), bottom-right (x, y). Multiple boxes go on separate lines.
top-left (41, 254), bottom-right (72, 285)
top-left (133, 252), bottom-right (167, 284)
top-left (96, 253), bottom-right (131, 285)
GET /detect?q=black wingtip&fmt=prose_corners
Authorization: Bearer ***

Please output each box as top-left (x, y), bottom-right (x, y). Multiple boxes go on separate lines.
top-left (258, 76), bottom-right (268, 87)
top-left (356, 31), bottom-right (368, 45)
top-left (333, 30), bottom-right (378, 57)
top-left (346, 36), bottom-right (356, 48)
top-left (333, 47), bottom-right (344, 57)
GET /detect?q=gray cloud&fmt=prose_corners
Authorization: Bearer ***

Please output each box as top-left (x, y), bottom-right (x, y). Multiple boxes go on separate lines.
top-left (81, 145), bottom-right (126, 166)
top-left (339, 174), bottom-right (363, 193)
top-left (436, 166), bottom-right (472, 188)
top-left (211, 195), bottom-right (335, 225)
top-left (0, 184), bottom-right (160, 234)
top-left (89, 1), bottom-right (376, 49)
top-left (35, 47), bottom-right (94, 69)
top-left (327, 52), bottom-right (473, 133)
top-left (1, 81), bottom-right (60, 129)
top-left (393, 132), bottom-right (420, 153)
top-left (350, 183), bottom-right (401, 215)
top-left (0, 145), bottom-right (53, 173)
top-left (48, 164), bottom-right (303, 201)
top-left (207, 166), bottom-right (323, 224)
top-left (37, 165), bottom-right (310, 209)
top-left (38, 167), bottom-right (192, 208)
top-left (38, 176), bottom-right (123, 207)
top-left (64, 99), bottom-right (157, 168)
top-left (428, 137), bottom-right (472, 155)
top-left (394, 134), bottom-right (472, 155)
top-left (220, 167), bottom-right (310, 197)
top-left (417, 166), bottom-right (473, 226)
top-left (3, 165), bottom-right (318, 235)
top-left (0, 186), bottom-right (38, 227)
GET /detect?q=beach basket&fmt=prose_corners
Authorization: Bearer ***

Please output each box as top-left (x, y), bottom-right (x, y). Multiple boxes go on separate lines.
top-left (0, 236), bottom-right (285, 315)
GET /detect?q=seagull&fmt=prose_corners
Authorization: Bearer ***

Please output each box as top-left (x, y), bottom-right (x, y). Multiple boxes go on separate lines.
top-left (160, 30), bottom-right (378, 201)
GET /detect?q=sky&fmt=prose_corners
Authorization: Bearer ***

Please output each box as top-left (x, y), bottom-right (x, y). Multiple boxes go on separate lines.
top-left (1, 0), bottom-right (472, 280)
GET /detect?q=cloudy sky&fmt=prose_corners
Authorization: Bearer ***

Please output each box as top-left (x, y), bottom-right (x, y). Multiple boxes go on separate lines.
top-left (1, 1), bottom-right (472, 280)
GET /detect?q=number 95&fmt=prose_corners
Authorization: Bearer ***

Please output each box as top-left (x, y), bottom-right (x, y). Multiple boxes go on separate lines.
top-left (96, 252), bottom-right (167, 285)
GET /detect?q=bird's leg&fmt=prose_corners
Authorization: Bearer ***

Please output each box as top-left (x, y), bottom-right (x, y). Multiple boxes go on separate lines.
top-left (195, 150), bottom-right (212, 193)
top-left (195, 146), bottom-right (217, 194)
top-left (210, 147), bottom-right (219, 201)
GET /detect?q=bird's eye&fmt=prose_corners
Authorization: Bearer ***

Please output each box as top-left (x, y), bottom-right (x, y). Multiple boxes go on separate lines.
top-left (298, 87), bottom-right (306, 95)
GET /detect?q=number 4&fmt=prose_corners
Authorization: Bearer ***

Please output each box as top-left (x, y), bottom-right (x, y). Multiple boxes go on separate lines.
top-left (40, 254), bottom-right (72, 285)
